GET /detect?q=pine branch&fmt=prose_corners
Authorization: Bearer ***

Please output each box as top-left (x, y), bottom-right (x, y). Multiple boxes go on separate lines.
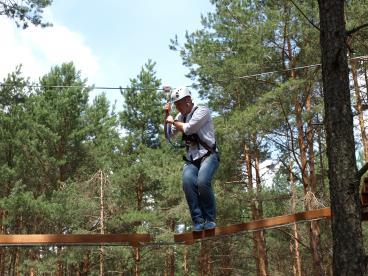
top-left (288, 0), bottom-right (320, 32)
top-left (347, 23), bottom-right (368, 36)
top-left (356, 162), bottom-right (368, 181)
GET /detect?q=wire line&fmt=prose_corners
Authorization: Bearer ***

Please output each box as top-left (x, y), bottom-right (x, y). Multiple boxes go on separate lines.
top-left (236, 55), bottom-right (368, 80)
top-left (0, 55), bottom-right (367, 90)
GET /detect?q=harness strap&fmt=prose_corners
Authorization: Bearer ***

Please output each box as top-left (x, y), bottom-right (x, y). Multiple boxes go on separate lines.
top-left (182, 107), bottom-right (216, 154)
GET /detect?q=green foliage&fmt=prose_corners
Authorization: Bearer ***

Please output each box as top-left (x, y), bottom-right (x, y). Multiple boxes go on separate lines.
top-left (2, 0), bottom-right (368, 273)
top-left (28, 62), bottom-right (91, 186)
top-left (0, 0), bottom-right (52, 28)
top-left (0, 182), bottom-right (61, 233)
top-left (0, 66), bottom-right (31, 196)
top-left (120, 59), bottom-right (165, 148)
top-left (83, 93), bottom-right (122, 172)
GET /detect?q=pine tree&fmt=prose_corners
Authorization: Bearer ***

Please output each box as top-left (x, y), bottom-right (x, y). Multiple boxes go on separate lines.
top-left (120, 59), bottom-right (164, 149)
top-left (0, 0), bottom-right (52, 28)
top-left (318, 0), bottom-right (366, 274)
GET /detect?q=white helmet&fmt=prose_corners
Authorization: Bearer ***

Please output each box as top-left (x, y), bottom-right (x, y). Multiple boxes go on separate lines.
top-left (171, 86), bottom-right (191, 103)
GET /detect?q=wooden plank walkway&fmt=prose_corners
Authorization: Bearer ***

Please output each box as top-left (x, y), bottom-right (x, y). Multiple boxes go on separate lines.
top-left (0, 233), bottom-right (152, 247)
top-left (0, 207), bottom-right (358, 247)
top-left (174, 208), bottom-right (332, 245)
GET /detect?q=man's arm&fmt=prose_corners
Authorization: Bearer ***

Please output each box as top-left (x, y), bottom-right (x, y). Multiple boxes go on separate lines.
top-left (166, 116), bottom-right (184, 132)
top-left (182, 107), bottom-right (210, 135)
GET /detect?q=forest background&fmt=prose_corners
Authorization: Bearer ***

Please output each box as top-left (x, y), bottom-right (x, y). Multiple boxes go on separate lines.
top-left (0, 0), bottom-right (368, 275)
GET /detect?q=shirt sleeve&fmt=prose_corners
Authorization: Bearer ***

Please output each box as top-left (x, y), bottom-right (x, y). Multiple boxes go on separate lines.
top-left (183, 107), bottom-right (210, 135)
top-left (169, 113), bottom-right (184, 137)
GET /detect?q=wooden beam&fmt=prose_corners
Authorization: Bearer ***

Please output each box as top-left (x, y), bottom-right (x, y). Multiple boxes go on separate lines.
top-left (174, 208), bottom-right (332, 244)
top-left (0, 233), bottom-right (152, 247)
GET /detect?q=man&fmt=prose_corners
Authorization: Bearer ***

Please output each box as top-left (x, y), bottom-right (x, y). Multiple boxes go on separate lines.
top-left (164, 86), bottom-right (219, 231)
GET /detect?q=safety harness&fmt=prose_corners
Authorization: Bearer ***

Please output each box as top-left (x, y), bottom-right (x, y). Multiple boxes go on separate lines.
top-left (164, 106), bottom-right (218, 168)
top-left (180, 107), bottom-right (218, 168)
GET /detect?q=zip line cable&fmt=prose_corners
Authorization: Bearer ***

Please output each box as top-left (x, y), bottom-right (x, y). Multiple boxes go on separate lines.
top-left (236, 55), bottom-right (368, 80)
top-left (0, 55), bottom-right (367, 91)
top-left (0, 84), bottom-right (167, 91)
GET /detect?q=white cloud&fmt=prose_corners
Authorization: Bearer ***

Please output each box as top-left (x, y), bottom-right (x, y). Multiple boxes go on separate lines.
top-left (0, 16), bottom-right (99, 83)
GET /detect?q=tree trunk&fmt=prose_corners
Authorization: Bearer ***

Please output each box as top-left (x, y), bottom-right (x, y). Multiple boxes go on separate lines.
top-left (28, 249), bottom-right (38, 276)
top-left (289, 161), bottom-right (302, 276)
top-left (56, 262), bottom-right (63, 276)
top-left (318, 0), bottom-right (366, 274)
top-left (15, 249), bottom-right (20, 276)
top-left (199, 241), bottom-right (211, 276)
top-left (169, 220), bottom-right (175, 276)
top-left (81, 251), bottom-right (90, 276)
top-left (254, 144), bottom-right (269, 276)
top-left (100, 170), bottom-right (105, 276)
top-left (306, 87), bottom-right (324, 276)
top-left (134, 247), bottom-right (140, 276)
top-left (164, 255), bottom-right (168, 276)
top-left (350, 55), bottom-right (368, 161)
top-left (286, 26), bottom-right (324, 272)
top-left (364, 66), bottom-right (368, 100)
top-left (284, 18), bottom-right (324, 270)
top-left (245, 142), bottom-right (269, 276)
top-left (137, 179), bottom-right (143, 211)
top-left (183, 245), bottom-right (189, 276)
top-left (0, 210), bottom-right (5, 276)
top-left (165, 248), bottom-right (175, 276)
top-left (56, 247), bottom-right (63, 276)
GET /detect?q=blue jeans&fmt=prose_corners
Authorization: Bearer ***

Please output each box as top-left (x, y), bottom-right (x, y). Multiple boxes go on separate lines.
top-left (182, 153), bottom-right (219, 224)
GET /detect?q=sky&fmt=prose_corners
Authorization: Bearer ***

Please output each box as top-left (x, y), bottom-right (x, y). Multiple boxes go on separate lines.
top-left (0, 0), bottom-right (214, 108)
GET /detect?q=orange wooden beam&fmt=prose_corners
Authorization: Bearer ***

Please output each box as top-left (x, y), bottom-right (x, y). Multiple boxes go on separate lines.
top-left (0, 233), bottom-right (152, 247)
top-left (174, 208), bottom-right (331, 244)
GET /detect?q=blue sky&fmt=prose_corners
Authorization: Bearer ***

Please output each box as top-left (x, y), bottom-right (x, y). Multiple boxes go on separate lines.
top-left (0, 0), bottom-right (214, 107)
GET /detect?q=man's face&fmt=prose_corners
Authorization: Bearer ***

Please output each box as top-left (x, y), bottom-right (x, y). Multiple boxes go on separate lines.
top-left (174, 97), bottom-right (191, 114)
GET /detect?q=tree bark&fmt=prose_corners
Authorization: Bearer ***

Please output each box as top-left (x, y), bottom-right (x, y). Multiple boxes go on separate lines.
top-left (318, 0), bottom-right (366, 274)
top-left (287, 31), bottom-right (323, 274)
top-left (199, 241), bottom-right (208, 276)
top-left (169, 220), bottom-right (175, 276)
top-left (306, 86), bottom-right (324, 276)
top-left (134, 247), bottom-right (140, 276)
top-left (100, 170), bottom-right (105, 276)
top-left (364, 66), bottom-right (368, 100)
top-left (15, 249), bottom-right (20, 276)
top-left (254, 144), bottom-right (269, 276)
top-left (350, 55), bottom-right (368, 161)
top-left (289, 161), bottom-right (302, 276)
top-left (245, 142), bottom-right (269, 276)
top-left (164, 219), bottom-right (176, 276)
top-left (0, 210), bottom-right (4, 276)
top-left (183, 245), bottom-right (189, 276)
top-left (81, 251), bottom-right (90, 276)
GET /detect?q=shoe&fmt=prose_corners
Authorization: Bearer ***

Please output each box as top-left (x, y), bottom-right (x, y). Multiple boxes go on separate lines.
top-left (203, 221), bottom-right (216, 230)
top-left (193, 222), bottom-right (204, 232)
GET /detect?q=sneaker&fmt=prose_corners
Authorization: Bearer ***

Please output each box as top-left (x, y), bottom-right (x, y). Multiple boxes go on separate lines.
top-left (203, 221), bottom-right (216, 230)
top-left (193, 222), bottom-right (204, 232)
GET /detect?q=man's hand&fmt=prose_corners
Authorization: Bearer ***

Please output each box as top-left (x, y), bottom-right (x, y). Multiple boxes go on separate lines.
top-left (164, 103), bottom-right (171, 117)
top-left (166, 115), bottom-right (174, 124)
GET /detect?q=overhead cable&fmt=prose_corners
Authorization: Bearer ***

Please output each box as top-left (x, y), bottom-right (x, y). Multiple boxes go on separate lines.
top-left (236, 55), bottom-right (368, 80)
top-left (0, 55), bottom-right (367, 90)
